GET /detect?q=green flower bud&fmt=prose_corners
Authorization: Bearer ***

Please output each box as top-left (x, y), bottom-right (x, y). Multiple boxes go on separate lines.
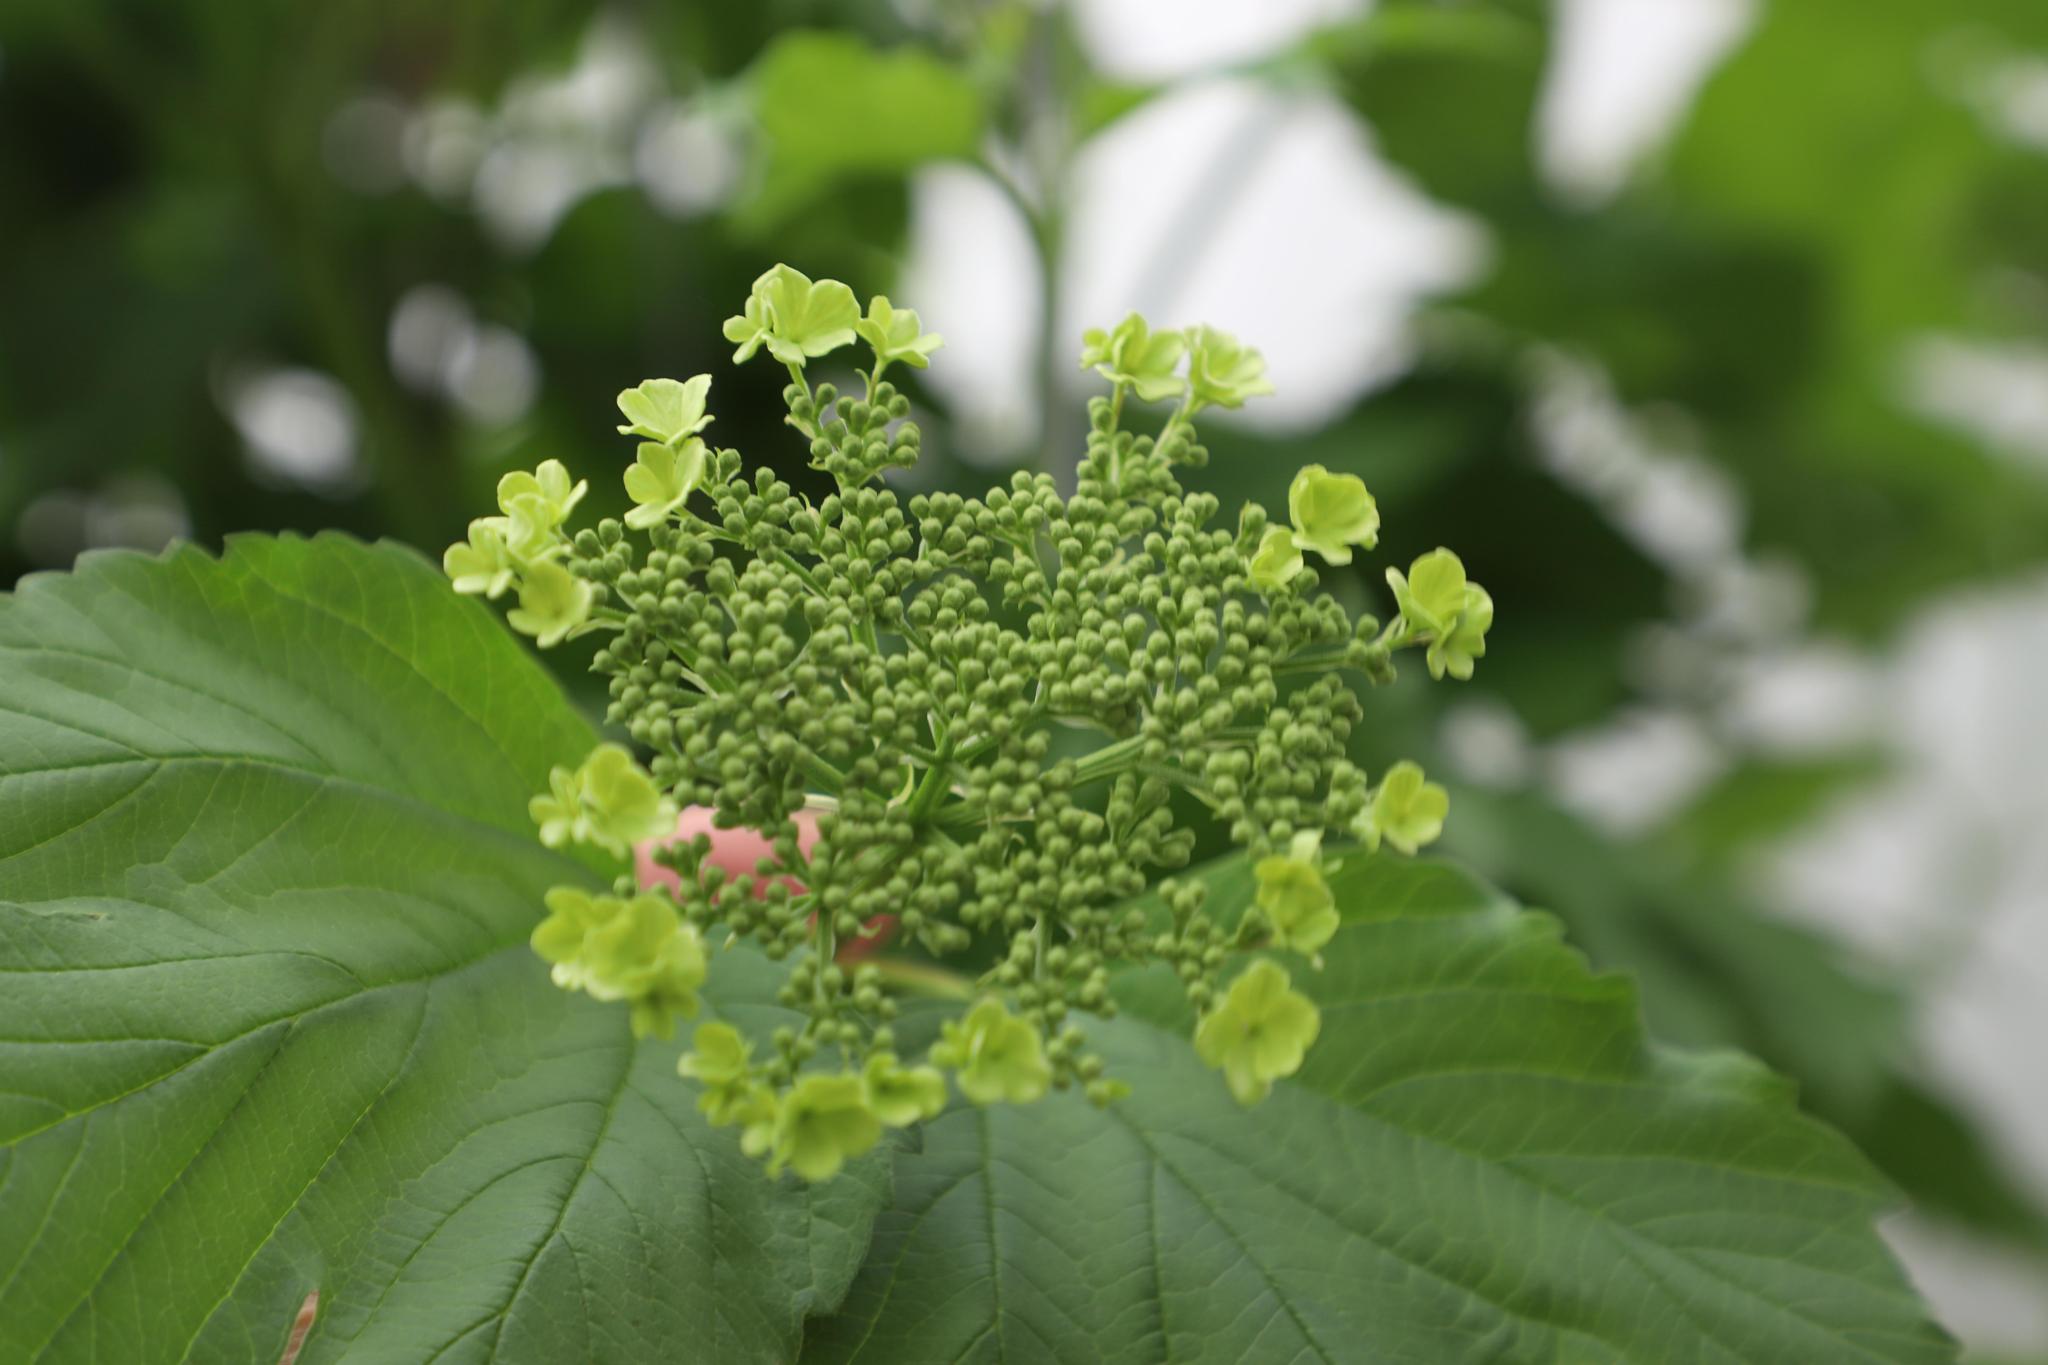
top-left (1184, 325), bottom-right (1274, 410)
top-left (1287, 465), bottom-right (1379, 565)
top-left (930, 997), bottom-right (1052, 1105)
top-left (855, 295), bottom-right (943, 372)
top-left (1193, 959), bottom-right (1320, 1106)
top-left (616, 375), bottom-right (714, 445)
top-left (1247, 526), bottom-right (1304, 592)
top-left (623, 437), bottom-right (709, 530)
top-left (506, 560), bottom-right (595, 648)
top-left (861, 1051), bottom-right (949, 1127)
top-left (444, 517), bottom-right (520, 598)
top-left (529, 743), bottom-right (675, 855)
top-left (1253, 831), bottom-right (1338, 956)
top-left (1080, 314), bottom-right (1186, 403)
top-left (1356, 760), bottom-right (1448, 856)
top-left (770, 1073), bottom-right (882, 1181)
top-left (723, 264), bottom-right (860, 366)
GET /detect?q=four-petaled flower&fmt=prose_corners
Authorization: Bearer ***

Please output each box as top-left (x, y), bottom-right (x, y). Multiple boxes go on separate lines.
top-left (529, 743), bottom-right (675, 856)
top-left (1185, 325), bottom-right (1274, 410)
top-left (530, 889), bottom-right (707, 1038)
top-left (616, 375), bottom-right (714, 445)
top-left (855, 295), bottom-right (943, 372)
top-left (861, 1052), bottom-right (949, 1126)
top-left (1247, 525), bottom-right (1304, 591)
top-left (930, 997), bottom-right (1052, 1105)
top-left (1356, 760), bottom-right (1449, 856)
top-left (443, 518), bottom-right (520, 599)
top-left (1080, 313), bottom-right (1187, 402)
top-left (496, 459), bottom-right (587, 542)
top-left (1194, 959), bottom-right (1321, 1106)
top-left (505, 560), bottom-right (594, 648)
top-left (1288, 465), bottom-right (1379, 565)
top-left (771, 1073), bottom-right (883, 1181)
top-left (1254, 831), bottom-right (1338, 956)
top-left (724, 264), bottom-right (861, 366)
top-left (623, 438), bottom-right (709, 530)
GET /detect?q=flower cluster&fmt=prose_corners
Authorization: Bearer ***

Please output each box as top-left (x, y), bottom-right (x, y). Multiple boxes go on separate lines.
top-left (446, 263), bottom-right (1493, 1179)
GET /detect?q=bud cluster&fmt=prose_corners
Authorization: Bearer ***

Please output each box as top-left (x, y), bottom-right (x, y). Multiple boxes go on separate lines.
top-left (446, 265), bottom-right (1493, 1179)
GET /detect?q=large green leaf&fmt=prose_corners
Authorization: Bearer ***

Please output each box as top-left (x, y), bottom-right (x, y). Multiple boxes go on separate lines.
top-left (803, 854), bottom-right (1953, 1363)
top-left (0, 534), bottom-right (884, 1364)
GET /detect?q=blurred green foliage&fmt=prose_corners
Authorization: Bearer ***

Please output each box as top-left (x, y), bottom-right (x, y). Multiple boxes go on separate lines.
top-left (4, 0), bottom-right (2046, 1299)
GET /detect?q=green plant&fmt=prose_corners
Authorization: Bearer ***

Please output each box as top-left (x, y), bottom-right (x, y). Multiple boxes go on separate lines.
top-left (0, 268), bottom-right (1956, 1362)
top-left (447, 263), bottom-right (1488, 1180)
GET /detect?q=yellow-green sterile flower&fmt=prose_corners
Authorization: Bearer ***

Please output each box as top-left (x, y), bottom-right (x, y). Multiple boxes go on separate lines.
top-left (723, 264), bottom-right (860, 366)
top-left (862, 1052), bottom-right (949, 1127)
top-left (855, 295), bottom-right (943, 372)
top-left (1356, 760), bottom-right (1449, 856)
top-left (444, 518), bottom-right (520, 598)
top-left (1184, 325), bottom-right (1274, 410)
top-left (616, 375), bottom-right (714, 445)
top-left (1194, 959), bottom-right (1321, 1106)
top-left (683, 1024), bottom-right (780, 1144)
top-left (1428, 585), bottom-right (1492, 681)
top-left (496, 458), bottom-right (587, 537)
top-left (1080, 313), bottom-right (1187, 402)
top-left (682, 1020), bottom-right (752, 1111)
top-left (1253, 831), bottom-right (1338, 956)
top-left (529, 743), bottom-right (675, 855)
top-left (622, 438), bottom-right (709, 530)
top-left (530, 885), bottom-right (613, 991)
top-left (1288, 465), bottom-right (1379, 565)
top-left (1247, 526), bottom-right (1304, 592)
top-left (930, 998), bottom-right (1052, 1105)
top-left (579, 893), bottom-right (708, 1036)
top-left (1385, 549), bottom-right (1492, 679)
top-left (1386, 548), bottom-right (1466, 635)
top-left (770, 1073), bottom-right (882, 1181)
top-left (505, 560), bottom-right (594, 648)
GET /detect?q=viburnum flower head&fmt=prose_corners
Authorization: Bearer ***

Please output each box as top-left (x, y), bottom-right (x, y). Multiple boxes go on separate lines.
top-left (451, 262), bottom-right (1500, 1177)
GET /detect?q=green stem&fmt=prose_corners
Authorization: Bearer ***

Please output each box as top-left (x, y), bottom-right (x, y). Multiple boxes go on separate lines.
top-left (867, 958), bottom-right (975, 1001)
